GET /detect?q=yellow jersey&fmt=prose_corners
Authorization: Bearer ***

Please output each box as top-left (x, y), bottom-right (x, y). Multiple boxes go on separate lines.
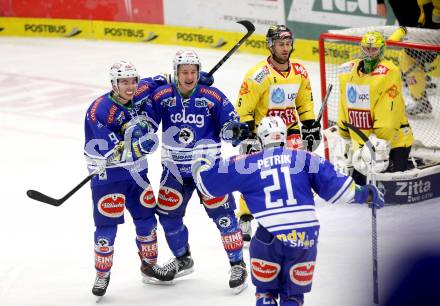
top-left (337, 59), bottom-right (414, 149)
top-left (236, 57), bottom-right (316, 134)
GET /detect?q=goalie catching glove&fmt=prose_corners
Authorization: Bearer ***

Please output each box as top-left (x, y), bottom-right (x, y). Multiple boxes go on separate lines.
top-left (301, 120), bottom-right (321, 151)
top-left (221, 121), bottom-right (250, 147)
top-left (352, 134), bottom-right (390, 175)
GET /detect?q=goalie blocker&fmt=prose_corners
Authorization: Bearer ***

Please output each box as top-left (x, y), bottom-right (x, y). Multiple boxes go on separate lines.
top-left (325, 126), bottom-right (440, 205)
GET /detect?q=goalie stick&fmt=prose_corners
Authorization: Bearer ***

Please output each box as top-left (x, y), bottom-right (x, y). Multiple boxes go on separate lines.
top-left (207, 20), bottom-right (255, 76)
top-left (343, 121), bottom-right (379, 305)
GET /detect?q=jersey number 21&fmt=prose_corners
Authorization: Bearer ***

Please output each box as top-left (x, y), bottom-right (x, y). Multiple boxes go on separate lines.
top-left (260, 166), bottom-right (297, 208)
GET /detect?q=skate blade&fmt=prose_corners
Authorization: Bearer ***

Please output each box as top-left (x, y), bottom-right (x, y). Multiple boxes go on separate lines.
top-left (231, 282), bottom-right (248, 295)
top-left (95, 295), bottom-right (104, 303)
top-left (142, 276), bottom-right (175, 286)
top-left (175, 267), bottom-right (195, 279)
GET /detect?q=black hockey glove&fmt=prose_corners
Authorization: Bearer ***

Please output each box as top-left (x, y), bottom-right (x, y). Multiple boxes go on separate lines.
top-left (301, 120), bottom-right (321, 152)
top-left (222, 121), bottom-right (250, 147)
top-left (199, 71), bottom-right (214, 86)
top-left (239, 136), bottom-right (262, 155)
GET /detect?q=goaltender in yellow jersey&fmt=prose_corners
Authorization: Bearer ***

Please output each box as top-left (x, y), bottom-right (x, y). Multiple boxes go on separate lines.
top-left (337, 31), bottom-right (414, 185)
top-left (235, 25), bottom-right (320, 243)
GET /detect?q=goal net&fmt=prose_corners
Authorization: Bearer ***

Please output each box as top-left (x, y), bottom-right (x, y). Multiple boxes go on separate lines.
top-left (319, 26), bottom-right (440, 162)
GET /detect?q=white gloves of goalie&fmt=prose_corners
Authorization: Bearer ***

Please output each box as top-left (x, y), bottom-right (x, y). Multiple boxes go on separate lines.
top-left (352, 134), bottom-right (391, 175)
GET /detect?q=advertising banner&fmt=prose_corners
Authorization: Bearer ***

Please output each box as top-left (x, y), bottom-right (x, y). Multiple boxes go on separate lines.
top-left (285, 0), bottom-right (397, 40)
top-left (163, 0), bottom-right (285, 35)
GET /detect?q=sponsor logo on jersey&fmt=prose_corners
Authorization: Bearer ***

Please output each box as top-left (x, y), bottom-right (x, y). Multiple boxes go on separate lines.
top-left (153, 86), bottom-right (173, 100)
top-left (267, 107), bottom-right (298, 126)
top-left (161, 97), bottom-right (176, 107)
top-left (346, 84), bottom-right (370, 108)
top-left (254, 66), bottom-right (270, 84)
top-left (140, 186), bottom-right (156, 208)
top-left (251, 259), bottom-right (280, 282)
top-left (338, 62), bottom-right (355, 74)
top-left (290, 261), bottom-right (315, 286)
top-left (276, 229), bottom-right (315, 248)
top-left (135, 83), bottom-right (150, 96)
top-left (201, 194), bottom-right (229, 209)
top-left (107, 105), bottom-right (118, 124)
top-left (104, 27), bottom-right (144, 38)
top-left (386, 84), bottom-right (399, 98)
top-left (348, 109), bottom-right (372, 129)
top-left (199, 87), bottom-right (222, 102)
top-left (90, 96), bottom-right (104, 123)
top-left (239, 82), bottom-right (250, 95)
top-left (137, 231), bottom-right (157, 243)
top-left (176, 32), bottom-right (214, 44)
top-left (371, 65), bottom-right (389, 75)
top-left (157, 187), bottom-right (183, 211)
top-left (97, 194), bottom-right (125, 218)
top-left (194, 97), bottom-right (214, 108)
top-left (221, 230), bottom-right (243, 251)
top-left (269, 84), bottom-right (299, 109)
top-left (24, 24), bottom-right (67, 34)
top-left (140, 241), bottom-right (158, 259)
top-left (95, 252), bottom-right (113, 271)
top-left (293, 63), bottom-right (308, 79)
top-left (171, 108), bottom-right (205, 128)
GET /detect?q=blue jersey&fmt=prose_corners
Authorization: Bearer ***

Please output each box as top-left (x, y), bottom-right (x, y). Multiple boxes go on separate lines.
top-left (84, 76), bottom-right (166, 186)
top-left (196, 147), bottom-right (356, 248)
top-left (148, 84), bottom-right (239, 177)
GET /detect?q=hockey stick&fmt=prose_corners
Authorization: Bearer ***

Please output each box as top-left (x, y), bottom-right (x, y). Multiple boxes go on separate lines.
top-left (27, 169), bottom-right (100, 206)
top-left (207, 20), bottom-right (255, 76)
top-left (26, 146), bottom-right (123, 207)
top-left (343, 121), bottom-right (379, 305)
top-left (316, 84), bottom-right (333, 124)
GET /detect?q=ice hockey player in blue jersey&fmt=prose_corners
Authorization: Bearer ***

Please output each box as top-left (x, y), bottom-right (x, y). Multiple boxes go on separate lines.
top-left (84, 60), bottom-right (175, 298)
top-left (146, 49), bottom-right (250, 294)
top-left (192, 116), bottom-right (384, 306)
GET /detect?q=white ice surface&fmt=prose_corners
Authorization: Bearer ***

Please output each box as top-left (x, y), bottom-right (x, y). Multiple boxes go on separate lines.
top-left (1, 37), bottom-right (439, 306)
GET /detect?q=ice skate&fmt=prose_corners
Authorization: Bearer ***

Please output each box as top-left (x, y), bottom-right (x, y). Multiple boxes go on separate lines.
top-left (92, 272), bottom-right (110, 302)
top-left (162, 248), bottom-right (195, 279)
top-left (140, 261), bottom-right (176, 285)
top-left (229, 260), bottom-right (248, 294)
top-left (239, 214), bottom-right (253, 247)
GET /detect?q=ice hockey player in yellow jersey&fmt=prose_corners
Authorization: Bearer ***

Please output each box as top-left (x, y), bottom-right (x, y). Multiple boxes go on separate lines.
top-left (235, 25), bottom-right (320, 243)
top-left (337, 31), bottom-right (414, 185)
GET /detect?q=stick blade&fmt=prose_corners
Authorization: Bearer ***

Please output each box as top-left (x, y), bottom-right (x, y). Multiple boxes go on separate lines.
top-left (236, 20), bottom-right (255, 32)
top-left (26, 189), bottom-right (62, 206)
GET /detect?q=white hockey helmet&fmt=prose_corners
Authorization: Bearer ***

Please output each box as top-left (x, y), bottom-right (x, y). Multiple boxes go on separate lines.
top-left (173, 49), bottom-right (201, 81)
top-left (257, 116), bottom-right (287, 148)
top-left (109, 60), bottom-right (139, 87)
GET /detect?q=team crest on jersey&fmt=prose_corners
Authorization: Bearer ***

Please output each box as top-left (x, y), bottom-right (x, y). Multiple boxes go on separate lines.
top-left (289, 261), bottom-right (315, 286)
top-left (251, 259), bottom-right (281, 282)
top-left (239, 81), bottom-right (250, 95)
top-left (157, 187), bottom-right (183, 210)
top-left (386, 84), bottom-right (398, 98)
top-left (95, 238), bottom-right (113, 253)
top-left (97, 194), bottom-right (125, 218)
top-left (140, 185), bottom-right (156, 208)
top-left (177, 126), bottom-right (195, 145)
top-left (271, 88), bottom-right (285, 104)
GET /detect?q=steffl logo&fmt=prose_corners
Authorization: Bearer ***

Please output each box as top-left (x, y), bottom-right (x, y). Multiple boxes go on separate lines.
top-left (287, 0), bottom-right (386, 27)
top-left (395, 180), bottom-right (431, 196)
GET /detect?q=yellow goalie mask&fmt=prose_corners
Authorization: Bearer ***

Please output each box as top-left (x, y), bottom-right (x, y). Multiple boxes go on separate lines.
top-left (360, 31), bottom-right (385, 73)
